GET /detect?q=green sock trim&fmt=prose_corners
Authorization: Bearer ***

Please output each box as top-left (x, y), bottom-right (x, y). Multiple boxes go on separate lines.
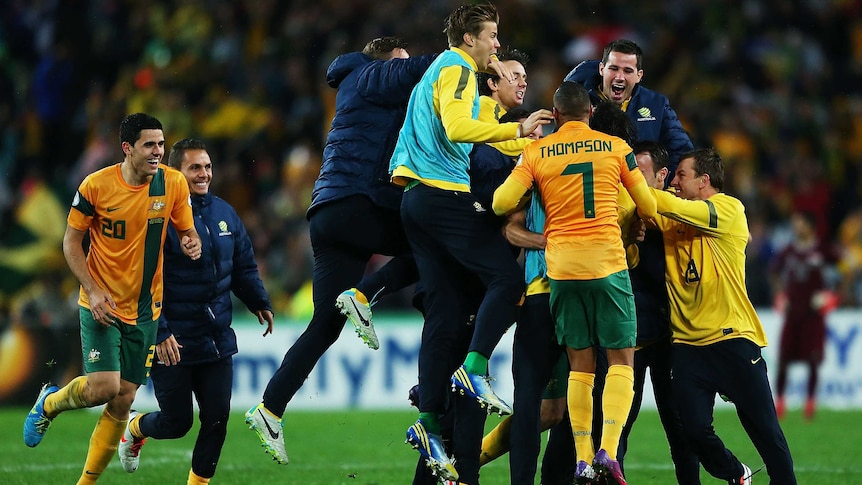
top-left (463, 351), bottom-right (489, 375)
top-left (418, 412), bottom-right (440, 434)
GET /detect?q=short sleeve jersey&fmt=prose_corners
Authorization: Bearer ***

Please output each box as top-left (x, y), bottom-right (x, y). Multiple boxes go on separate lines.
top-left (67, 163), bottom-right (194, 324)
top-left (508, 120), bottom-right (642, 280)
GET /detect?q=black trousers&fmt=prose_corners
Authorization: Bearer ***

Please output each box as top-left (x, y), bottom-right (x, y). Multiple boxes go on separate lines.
top-left (401, 184), bottom-right (522, 416)
top-left (262, 196), bottom-right (418, 416)
top-left (412, 266), bottom-right (487, 485)
top-left (619, 339), bottom-right (701, 484)
top-left (673, 339), bottom-right (797, 485)
top-left (141, 357), bottom-right (233, 478)
top-left (510, 293), bottom-right (566, 484)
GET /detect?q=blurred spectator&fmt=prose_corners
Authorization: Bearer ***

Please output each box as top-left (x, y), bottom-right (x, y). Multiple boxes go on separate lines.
top-left (0, 0), bottom-right (859, 315)
top-left (770, 211), bottom-right (838, 420)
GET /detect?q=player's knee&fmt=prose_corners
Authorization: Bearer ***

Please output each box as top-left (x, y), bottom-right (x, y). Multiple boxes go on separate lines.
top-left (86, 382), bottom-right (121, 406)
top-left (162, 416), bottom-right (194, 438)
top-left (199, 411), bottom-right (230, 431)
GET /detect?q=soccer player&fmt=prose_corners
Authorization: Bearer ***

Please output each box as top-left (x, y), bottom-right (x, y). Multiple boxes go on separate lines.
top-left (481, 100), bottom-right (638, 485)
top-left (23, 113), bottom-right (202, 485)
top-left (390, 2), bottom-right (552, 480)
top-left (771, 211), bottom-right (836, 420)
top-left (565, 39), bottom-right (693, 183)
top-left (411, 107), bottom-right (539, 485)
top-left (476, 48), bottom-right (534, 157)
top-left (116, 138), bottom-right (274, 485)
top-left (477, 48), bottom-right (529, 123)
top-left (245, 36), bottom-right (436, 465)
top-left (493, 81), bottom-right (656, 485)
top-left (616, 140), bottom-right (701, 484)
top-left (649, 148), bottom-right (797, 485)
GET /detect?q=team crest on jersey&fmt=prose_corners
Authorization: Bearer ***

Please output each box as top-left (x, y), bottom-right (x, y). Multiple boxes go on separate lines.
top-left (149, 200), bottom-right (166, 212)
top-left (87, 348), bottom-right (101, 363)
top-left (473, 201), bottom-right (486, 213)
top-left (218, 220), bottom-right (232, 236)
top-left (637, 106), bottom-right (656, 121)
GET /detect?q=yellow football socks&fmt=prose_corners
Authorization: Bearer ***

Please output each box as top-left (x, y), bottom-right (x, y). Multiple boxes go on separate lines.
top-left (76, 408), bottom-right (126, 485)
top-left (567, 371), bottom-right (596, 464)
top-left (599, 364), bottom-right (635, 460)
top-left (128, 412), bottom-right (146, 440)
top-left (479, 416), bottom-right (512, 465)
top-left (44, 376), bottom-right (88, 417)
top-left (188, 469), bottom-right (211, 485)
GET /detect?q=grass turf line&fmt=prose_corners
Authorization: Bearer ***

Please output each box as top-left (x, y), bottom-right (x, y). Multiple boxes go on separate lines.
top-left (2, 408), bottom-right (860, 484)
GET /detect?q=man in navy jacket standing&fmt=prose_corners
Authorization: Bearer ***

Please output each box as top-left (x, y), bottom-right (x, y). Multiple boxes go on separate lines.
top-left (564, 39), bottom-right (693, 181)
top-left (117, 138), bottom-right (274, 485)
top-left (246, 37), bottom-right (436, 465)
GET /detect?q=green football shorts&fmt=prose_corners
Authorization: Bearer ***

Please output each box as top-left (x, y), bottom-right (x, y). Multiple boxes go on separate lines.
top-left (549, 270), bottom-right (636, 350)
top-left (79, 306), bottom-right (157, 385)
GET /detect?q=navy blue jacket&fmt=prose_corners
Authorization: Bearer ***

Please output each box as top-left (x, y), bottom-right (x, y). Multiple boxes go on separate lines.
top-left (629, 229), bottom-right (671, 345)
top-left (158, 192), bottom-right (272, 365)
top-left (469, 143), bottom-right (516, 211)
top-left (564, 60), bottom-right (693, 180)
top-left (470, 143), bottom-right (521, 258)
top-left (308, 51), bottom-right (436, 217)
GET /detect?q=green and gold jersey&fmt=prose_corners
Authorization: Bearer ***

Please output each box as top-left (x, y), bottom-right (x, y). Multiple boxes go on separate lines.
top-left (500, 120), bottom-right (654, 280)
top-left (650, 189), bottom-right (767, 347)
top-left (67, 163), bottom-right (194, 324)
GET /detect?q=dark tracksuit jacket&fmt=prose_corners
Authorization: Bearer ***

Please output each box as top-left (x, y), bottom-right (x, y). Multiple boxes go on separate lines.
top-left (309, 51), bottom-right (437, 217)
top-left (158, 192), bottom-right (271, 362)
top-left (564, 59), bottom-right (693, 179)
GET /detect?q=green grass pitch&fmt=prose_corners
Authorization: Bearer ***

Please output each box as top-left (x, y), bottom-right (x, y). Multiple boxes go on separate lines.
top-left (1, 407), bottom-right (859, 484)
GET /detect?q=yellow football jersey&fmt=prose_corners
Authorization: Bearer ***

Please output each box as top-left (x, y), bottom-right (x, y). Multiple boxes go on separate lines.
top-left (651, 189), bottom-right (768, 347)
top-left (67, 163), bottom-right (194, 324)
top-left (508, 120), bottom-right (648, 280)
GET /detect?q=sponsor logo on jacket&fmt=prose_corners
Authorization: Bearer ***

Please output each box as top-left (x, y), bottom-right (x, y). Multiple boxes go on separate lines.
top-left (636, 106), bottom-right (656, 122)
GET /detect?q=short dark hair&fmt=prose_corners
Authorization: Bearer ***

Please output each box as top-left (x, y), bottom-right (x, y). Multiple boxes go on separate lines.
top-left (167, 138), bottom-right (207, 169)
top-left (444, 3), bottom-right (499, 47)
top-left (682, 147), bottom-right (724, 192)
top-left (362, 37), bottom-right (408, 60)
top-left (499, 107), bottom-right (531, 123)
top-left (477, 48), bottom-right (529, 96)
top-left (553, 81), bottom-right (591, 120)
top-left (590, 100), bottom-right (635, 144)
top-left (631, 140), bottom-right (668, 172)
top-left (119, 113), bottom-right (162, 146)
top-left (602, 39), bottom-right (643, 71)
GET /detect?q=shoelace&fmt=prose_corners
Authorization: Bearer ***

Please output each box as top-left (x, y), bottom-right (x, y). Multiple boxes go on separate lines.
top-left (480, 374), bottom-right (497, 386)
top-left (34, 416), bottom-right (52, 433)
top-left (129, 438), bottom-right (147, 456)
top-left (748, 464), bottom-right (765, 481)
top-left (368, 287), bottom-right (385, 307)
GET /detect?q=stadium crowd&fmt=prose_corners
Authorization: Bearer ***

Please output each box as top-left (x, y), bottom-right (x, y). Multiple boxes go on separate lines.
top-left (1, 0), bottom-right (861, 332)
